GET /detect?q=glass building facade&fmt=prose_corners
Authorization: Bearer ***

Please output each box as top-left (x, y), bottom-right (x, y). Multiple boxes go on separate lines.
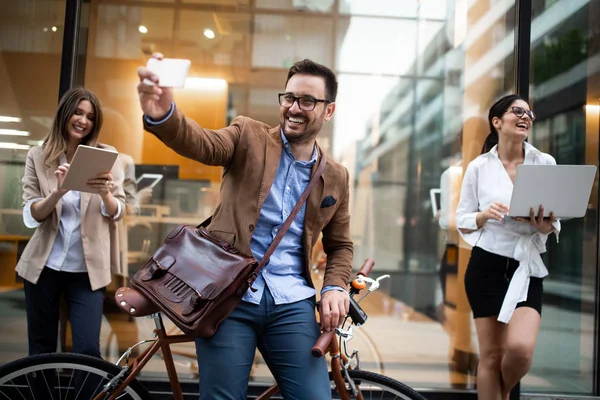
top-left (0, 0), bottom-right (599, 396)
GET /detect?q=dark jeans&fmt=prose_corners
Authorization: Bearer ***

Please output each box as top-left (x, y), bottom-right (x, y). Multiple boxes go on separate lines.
top-left (195, 287), bottom-right (331, 400)
top-left (24, 267), bottom-right (105, 357)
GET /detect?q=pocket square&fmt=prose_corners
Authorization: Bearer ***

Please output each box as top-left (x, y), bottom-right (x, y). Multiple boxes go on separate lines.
top-left (320, 195), bottom-right (337, 208)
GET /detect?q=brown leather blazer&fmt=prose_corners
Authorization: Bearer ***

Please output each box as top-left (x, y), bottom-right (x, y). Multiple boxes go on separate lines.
top-left (144, 108), bottom-right (353, 289)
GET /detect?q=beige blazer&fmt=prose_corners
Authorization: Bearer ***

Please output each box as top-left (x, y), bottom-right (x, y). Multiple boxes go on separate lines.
top-left (16, 144), bottom-right (126, 291)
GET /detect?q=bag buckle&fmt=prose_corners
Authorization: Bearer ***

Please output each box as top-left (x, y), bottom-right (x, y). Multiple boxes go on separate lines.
top-left (182, 291), bottom-right (202, 316)
top-left (247, 272), bottom-right (258, 292)
top-left (148, 260), bottom-right (165, 277)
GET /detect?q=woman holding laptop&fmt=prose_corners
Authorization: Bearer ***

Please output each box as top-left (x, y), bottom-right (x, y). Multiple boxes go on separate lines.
top-left (17, 87), bottom-right (126, 358)
top-left (456, 94), bottom-right (560, 400)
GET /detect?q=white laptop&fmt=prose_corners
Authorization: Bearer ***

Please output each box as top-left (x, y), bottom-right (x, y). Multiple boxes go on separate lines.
top-left (508, 165), bottom-right (597, 219)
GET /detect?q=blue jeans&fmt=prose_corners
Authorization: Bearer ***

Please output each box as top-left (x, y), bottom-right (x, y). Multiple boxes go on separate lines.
top-left (24, 267), bottom-right (105, 357)
top-left (195, 287), bottom-right (331, 400)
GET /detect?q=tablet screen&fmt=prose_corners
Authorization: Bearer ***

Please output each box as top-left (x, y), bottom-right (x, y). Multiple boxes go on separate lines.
top-left (136, 173), bottom-right (163, 191)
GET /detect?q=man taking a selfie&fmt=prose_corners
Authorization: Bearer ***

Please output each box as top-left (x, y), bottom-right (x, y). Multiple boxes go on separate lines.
top-left (136, 54), bottom-right (353, 399)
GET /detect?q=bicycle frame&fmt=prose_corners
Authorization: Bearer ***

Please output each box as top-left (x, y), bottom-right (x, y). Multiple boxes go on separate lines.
top-left (100, 313), bottom-right (357, 400)
top-left (98, 313), bottom-right (189, 400)
top-left (102, 261), bottom-right (384, 400)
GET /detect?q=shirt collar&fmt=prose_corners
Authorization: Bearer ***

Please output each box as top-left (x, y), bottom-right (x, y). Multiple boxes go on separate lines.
top-left (488, 141), bottom-right (539, 161)
top-left (280, 129), bottom-right (318, 165)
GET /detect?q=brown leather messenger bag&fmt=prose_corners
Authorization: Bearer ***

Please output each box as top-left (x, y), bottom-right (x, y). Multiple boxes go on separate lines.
top-left (130, 153), bottom-right (327, 337)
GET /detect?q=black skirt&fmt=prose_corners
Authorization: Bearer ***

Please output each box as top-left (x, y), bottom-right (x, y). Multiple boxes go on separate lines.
top-left (464, 246), bottom-right (543, 319)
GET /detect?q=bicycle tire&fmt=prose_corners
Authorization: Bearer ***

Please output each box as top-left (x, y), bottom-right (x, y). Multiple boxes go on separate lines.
top-left (331, 369), bottom-right (427, 400)
top-left (0, 352), bottom-right (152, 400)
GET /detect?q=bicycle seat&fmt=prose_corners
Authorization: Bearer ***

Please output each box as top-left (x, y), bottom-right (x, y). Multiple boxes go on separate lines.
top-left (115, 287), bottom-right (160, 316)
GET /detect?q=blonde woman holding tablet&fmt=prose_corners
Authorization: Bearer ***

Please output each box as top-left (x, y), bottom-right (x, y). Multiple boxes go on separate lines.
top-left (17, 87), bottom-right (126, 358)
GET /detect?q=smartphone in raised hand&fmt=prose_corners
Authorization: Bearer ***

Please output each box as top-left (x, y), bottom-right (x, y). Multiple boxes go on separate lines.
top-left (144, 58), bottom-right (191, 88)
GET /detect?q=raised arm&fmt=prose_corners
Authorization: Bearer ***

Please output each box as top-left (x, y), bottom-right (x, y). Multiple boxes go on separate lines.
top-left (137, 52), bottom-right (241, 167)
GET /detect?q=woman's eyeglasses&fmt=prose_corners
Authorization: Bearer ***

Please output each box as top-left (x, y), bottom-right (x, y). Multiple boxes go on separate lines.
top-left (506, 106), bottom-right (536, 121)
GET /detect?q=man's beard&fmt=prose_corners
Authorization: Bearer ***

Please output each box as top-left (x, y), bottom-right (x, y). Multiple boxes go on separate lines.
top-left (282, 112), bottom-right (324, 145)
top-left (283, 126), bottom-right (317, 145)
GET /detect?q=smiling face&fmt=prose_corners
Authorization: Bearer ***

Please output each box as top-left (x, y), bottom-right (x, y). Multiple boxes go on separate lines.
top-left (67, 100), bottom-right (96, 145)
top-left (279, 74), bottom-right (335, 145)
top-left (492, 99), bottom-right (533, 141)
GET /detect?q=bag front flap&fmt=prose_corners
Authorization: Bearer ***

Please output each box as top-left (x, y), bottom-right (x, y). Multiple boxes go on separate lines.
top-left (146, 225), bottom-right (257, 301)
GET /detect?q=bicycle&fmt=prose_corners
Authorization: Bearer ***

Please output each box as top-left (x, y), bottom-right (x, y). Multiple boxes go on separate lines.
top-left (0, 258), bottom-right (427, 400)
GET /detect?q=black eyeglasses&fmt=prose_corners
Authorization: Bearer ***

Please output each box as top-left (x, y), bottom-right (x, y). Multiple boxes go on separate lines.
top-left (278, 93), bottom-right (330, 111)
top-left (506, 106), bottom-right (536, 121)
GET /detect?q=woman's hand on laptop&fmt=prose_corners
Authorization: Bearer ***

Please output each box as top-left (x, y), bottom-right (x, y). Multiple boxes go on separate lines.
top-left (515, 205), bottom-right (555, 234)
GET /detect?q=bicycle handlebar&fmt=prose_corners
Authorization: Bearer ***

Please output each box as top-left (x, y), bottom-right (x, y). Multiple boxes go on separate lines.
top-left (357, 258), bottom-right (375, 277)
top-left (311, 330), bottom-right (335, 357)
top-left (311, 258), bottom-right (375, 358)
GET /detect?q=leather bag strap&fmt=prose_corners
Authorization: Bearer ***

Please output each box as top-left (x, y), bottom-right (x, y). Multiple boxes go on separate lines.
top-left (256, 152), bottom-right (327, 273)
top-left (197, 152), bottom-right (327, 275)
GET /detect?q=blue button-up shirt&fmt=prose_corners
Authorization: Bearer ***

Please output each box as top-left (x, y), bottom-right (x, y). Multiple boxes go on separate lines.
top-left (243, 131), bottom-right (318, 305)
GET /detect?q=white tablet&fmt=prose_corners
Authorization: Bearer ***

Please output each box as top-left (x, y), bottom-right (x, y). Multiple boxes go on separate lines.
top-left (61, 145), bottom-right (119, 193)
top-left (508, 164), bottom-right (597, 218)
top-left (136, 173), bottom-right (163, 190)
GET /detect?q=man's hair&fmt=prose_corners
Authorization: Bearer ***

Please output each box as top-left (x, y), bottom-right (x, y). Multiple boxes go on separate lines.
top-left (286, 59), bottom-right (338, 102)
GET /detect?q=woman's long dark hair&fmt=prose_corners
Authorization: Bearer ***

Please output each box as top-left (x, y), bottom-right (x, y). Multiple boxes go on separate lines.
top-left (480, 94), bottom-right (524, 154)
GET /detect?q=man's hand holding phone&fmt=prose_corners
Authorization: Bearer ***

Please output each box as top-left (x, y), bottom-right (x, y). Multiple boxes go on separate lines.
top-left (137, 53), bottom-right (176, 120)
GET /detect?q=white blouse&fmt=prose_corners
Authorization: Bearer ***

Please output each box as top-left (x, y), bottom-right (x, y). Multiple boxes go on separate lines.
top-left (456, 142), bottom-right (560, 323)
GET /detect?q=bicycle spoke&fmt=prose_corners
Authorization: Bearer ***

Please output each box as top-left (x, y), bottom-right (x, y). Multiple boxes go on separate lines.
top-left (0, 379), bottom-right (27, 400)
top-left (0, 354), bottom-right (150, 400)
top-left (41, 370), bottom-right (56, 400)
top-left (56, 369), bottom-right (62, 400)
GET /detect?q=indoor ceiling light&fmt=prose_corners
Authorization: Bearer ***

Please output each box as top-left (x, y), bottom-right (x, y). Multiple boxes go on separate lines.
top-left (0, 116), bottom-right (21, 123)
top-left (139, 25), bottom-right (148, 34)
top-left (0, 129), bottom-right (29, 136)
top-left (0, 142), bottom-right (30, 150)
top-left (51, 26), bottom-right (57, 32)
top-left (584, 104), bottom-right (600, 112)
top-left (184, 77), bottom-right (227, 91)
top-left (203, 28), bottom-right (215, 39)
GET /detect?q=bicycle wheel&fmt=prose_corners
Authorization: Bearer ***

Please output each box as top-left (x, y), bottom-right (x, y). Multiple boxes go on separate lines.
top-left (0, 353), bottom-right (151, 400)
top-left (331, 369), bottom-right (427, 400)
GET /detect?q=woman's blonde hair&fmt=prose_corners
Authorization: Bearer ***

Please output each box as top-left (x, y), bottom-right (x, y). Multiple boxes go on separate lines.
top-left (43, 87), bottom-right (103, 165)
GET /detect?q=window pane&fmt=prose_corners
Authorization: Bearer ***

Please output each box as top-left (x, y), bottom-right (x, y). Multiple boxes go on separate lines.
top-left (336, 17), bottom-right (417, 75)
top-left (252, 14), bottom-right (333, 68)
top-left (526, 0), bottom-right (599, 394)
top-left (0, 0), bottom-right (65, 232)
top-left (0, 0), bottom-right (66, 363)
top-left (256, 0), bottom-right (333, 12)
top-left (340, 0), bottom-right (447, 19)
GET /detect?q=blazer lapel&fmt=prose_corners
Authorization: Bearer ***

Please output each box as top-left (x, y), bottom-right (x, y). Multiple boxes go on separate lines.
top-left (80, 192), bottom-right (92, 220)
top-left (303, 148), bottom-right (326, 264)
top-left (44, 163), bottom-right (62, 221)
top-left (257, 126), bottom-right (283, 212)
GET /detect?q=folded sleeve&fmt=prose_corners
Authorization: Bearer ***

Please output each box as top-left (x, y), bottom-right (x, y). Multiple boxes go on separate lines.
top-left (23, 198), bottom-right (43, 228)
top-left (456, 162), bottom-right (479, 231)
